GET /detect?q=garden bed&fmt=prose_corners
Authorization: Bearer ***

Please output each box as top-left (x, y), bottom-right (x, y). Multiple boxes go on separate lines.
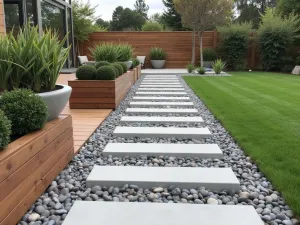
top-left (68, 71), bottom-right (135, 109)
top-left (0, 115), bottom-right (74, 225)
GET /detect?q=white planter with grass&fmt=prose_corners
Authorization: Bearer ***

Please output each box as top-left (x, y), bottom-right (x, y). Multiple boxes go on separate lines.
top-left (150, 47), bottom-right (167, 69)
top-left (151, 60), bottom-right (166, 69)
top-left (123, 60), bottom-right (133, 70)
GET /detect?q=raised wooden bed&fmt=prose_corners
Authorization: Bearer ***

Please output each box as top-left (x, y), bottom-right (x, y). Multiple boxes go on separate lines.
top-left (68, 71), bottom-right (135, 109)
top-left (137, 64), bottom-right (142, 78)
top-left (0, 115), bottom-right (74, 225)
top-left (130, 67), bottom-right (138, 82)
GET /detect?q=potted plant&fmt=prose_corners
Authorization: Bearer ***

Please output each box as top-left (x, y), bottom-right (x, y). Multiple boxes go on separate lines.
top-left (0, 25), bottom-right (72, 121)
top-left (117, 44), bottom-right (134, 70)
top-left (150, 47), bottom-right (167, 69)
top-left (203, 48), bottom-right (217, 68)
top-left (90, 43), bottom-right (119, 63)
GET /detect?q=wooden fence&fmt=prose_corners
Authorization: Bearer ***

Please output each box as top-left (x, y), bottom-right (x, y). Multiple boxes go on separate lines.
top-left (80, 31), bottom-right (258, 68)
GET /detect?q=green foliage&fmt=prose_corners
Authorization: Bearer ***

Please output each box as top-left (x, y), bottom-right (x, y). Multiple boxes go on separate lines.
top-left (203, 48), bottom-right (217, 61)
top-left (296, 55), bottom-right (300, 65)
top-left (118, 62), bottom-right (128, 73)
top-left (0, 89), bottom-right (48, 136)
top-left (197, 67), bottom-right (206, 74)
top-left (134, 0), bottom-right (149, 19)
top-left (76, 65), bottom-right (96, 80)
top-left (95, 66), bottom-right (116, 80)
top-left (162, 0), bottom-right (187, 31)
top-left (218, 22), bottom-right (251, 70)
top-left (150, 47), bottom-right (167, 60)
top-left (95, 18), bottom-right (110, 30)
top-left (276, 0), bottom-right (300, 16)
top-left (111, 63), bottom-right (124, 76)
top-left (235, 4), bottom-right (261, 29)
top-left (186, 64), bottom-right (195, 73)
top-left (212, 59), bottom-right (226, 74)
top-left (0, 25), bottom-right (69, 92)
top-left (142, 22), bottom-right (164, 31)
top-left (95, 61), bottom-right (111, 69)
top-left (0, 110), bottom-right (11, 150)
top-left (257, 9), bottom-right (300, 71)
top-left (117, 44), bottom-right (134, 62)
top-left (90, 43), bottom-right (119, 63)
top-left (110, 66), bottom-right (119, 77)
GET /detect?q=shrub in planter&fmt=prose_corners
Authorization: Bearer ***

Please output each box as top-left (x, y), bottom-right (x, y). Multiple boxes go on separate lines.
top-left (95, 66), bottom-right (116, 80)
top-left (95, 61), bottom-right (110, 69)
top-left (111, 63), bottom-right (124, 76)
top-left (257, 9), bottom-right (300, 71)
top-left (142, 22), bottom-right (164, 31)
top-left (0, 110), bottom-right (11, 150)
top-left (76, 65), bottom-right (97, 80)
top-left (117, 44), bottom-right (134, 69)
top-left (212, 59), bottom-right (226, 74)
top-left (150, 47), bottom-right (167, 69)
top-left (0, 89), bottom-right (48, 136)
top-left (218, 23), bottom-right (251, 71)
top-left (118, 62), bottom-right (128, 73)
top-left (202, 48), bottom-right (217, 68)
top-left (110, 66), bottom-right (119, 77)
top-left (197, 67), bottom-right (206, 75)
top-left (90, 43), bottom-right (119, 63)
top-left (186, 64), bottom-right (195, 73)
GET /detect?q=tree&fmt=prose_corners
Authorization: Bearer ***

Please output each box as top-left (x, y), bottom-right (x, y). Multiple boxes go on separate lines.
top-left (110, 7), bottom-right (146, 31)
top-left (162, 0), bottom-right (186, 30)
top-left (236, 4), bottom-right (260, 28)
top-left (95, 18), bottom-right (110, 30)
top-left (174, 0), bottom-right (233, 66)
top-left (276, 0), bottom-right (300, 16)
top-left (72, 0), bottom-right (99, 55)
top-left (134, 0), bottom-right (149, 19)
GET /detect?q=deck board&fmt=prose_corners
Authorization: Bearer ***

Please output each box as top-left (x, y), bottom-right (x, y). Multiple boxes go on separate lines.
top-left (57, 74), bottom-right (112, 154)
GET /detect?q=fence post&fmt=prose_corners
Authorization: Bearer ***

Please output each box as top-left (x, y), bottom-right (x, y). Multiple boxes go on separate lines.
top-left (213, 29), bottom-right (217, 48)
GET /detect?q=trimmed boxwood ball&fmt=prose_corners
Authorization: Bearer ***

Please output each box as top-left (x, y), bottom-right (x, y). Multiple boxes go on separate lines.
top-left (118, 62), bottom-right (128, 73)
top-left (95, 66), bottom-right (116, 80)
top-left (110, 66), bottom-right (119, 77)
top-left (0, 89), bottom-right (48, 136)
top-left (0, 110), bottom-right (11, 150)
top-left (95, 61), bottom-right (110, 69)
top-left (111, 63), bottom-right (124, 76)
top-left (76, 65), bottom-right (96, 80)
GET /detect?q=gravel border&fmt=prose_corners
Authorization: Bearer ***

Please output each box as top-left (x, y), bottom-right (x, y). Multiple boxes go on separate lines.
top-left (18, 74), bottom-right (297, 225)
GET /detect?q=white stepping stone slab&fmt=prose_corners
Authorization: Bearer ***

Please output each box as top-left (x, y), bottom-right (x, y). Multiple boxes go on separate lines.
top-left (86, 166), bottom-right (239, 191)
top-left (145, 75), bottom-right (177, 77)
top-left (125, 108), bottom-right (198, 115)
top-left (63, 202), bottom-right (263, 225)
top-left (113, 126), bottom-right (211, 139)
top-left (129, 102), bottom-right (194, 107)
top-left (140, 85), bottom-right (183, 88)
top-left (120, 116), bottom-right (204, 124)
top-left (141, 83), bottom-right (181, 85)
top-left (142, 80), bottom-right (180, 83)
top-left (143, 79), bottom-right (179, 81)
top-left (102, 143), bottom-right (222, 158)
top-left (133, 96), bottom-right (190, 101)
top-left (135, 92), bottom-right (187, 96)
top-left (138, 88), bottom-right (185, 91)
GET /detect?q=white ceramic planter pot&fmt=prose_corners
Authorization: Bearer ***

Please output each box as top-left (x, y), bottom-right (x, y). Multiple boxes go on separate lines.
top-left (123, 61), bottom-right (133, 70)
top-left (203, 61), bottom-right (213, 68)
top-left (151, 60), bottom-right (166, 69)
top-left (38, 84), bottom-right (72, 121)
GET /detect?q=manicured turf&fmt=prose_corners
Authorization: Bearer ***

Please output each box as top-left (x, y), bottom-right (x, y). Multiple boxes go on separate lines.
top-left (184, 72), bottom-right (300, 215)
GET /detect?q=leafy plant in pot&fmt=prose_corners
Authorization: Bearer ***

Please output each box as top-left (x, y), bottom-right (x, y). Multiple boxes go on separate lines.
top-left (203, 48), bottom-right (216, 68)
top-left (0, 25), bottom-right (71, 121)
top-left (150, 47), bottom-right (167, 69)
top-left (116, 44), bottom-right (134, 70)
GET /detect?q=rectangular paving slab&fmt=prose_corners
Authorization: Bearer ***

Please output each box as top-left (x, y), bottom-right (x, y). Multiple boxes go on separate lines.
top-left (86, 166), bottom-right (239, 191)
top-left (139, 85), bottom-right (183, 88)
top-left (138, 88), bottom-right (185, 91)
top-left (125, 108), bottom-right (198, 114)
top-left (135, 92), bottom-right (187, 96)
top-left (132, 97), bottom-right (191, 101)
top-left (113, 126), bottom-right (211, 139)
top-left (102, 143), bottom-right (222, 158)
top-left (120, 116), bottom-right (204, 124)
top-left (142, 81), bottom-right (181, 83)
top-left (63, 202), bottom-right (263, 225)
top-left (129, 102), bottom-right (194, 107)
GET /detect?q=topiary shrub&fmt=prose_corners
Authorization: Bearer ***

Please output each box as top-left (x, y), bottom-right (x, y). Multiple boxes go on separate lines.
top-left (95, 66), bottom-right (116, 80)
top-left (95, 61), bottom-right (110, 69)
top-left (118, 62), bottom-right (128, 73)
top-left (0, 110), bottom-right (11, 150)
top-left (110, 66), bottom-right (119, 77)
top-left (0, 89), bottom-right (48, 136)
top-left (197, 67), bottom-right (206, 75)
top-left (111, 63), bottom-right (124, 76)
top-left (76, 65), bottom-right (96, 80)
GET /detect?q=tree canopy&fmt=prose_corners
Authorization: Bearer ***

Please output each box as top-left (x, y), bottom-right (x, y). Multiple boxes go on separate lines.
top-left (162, 0), bottom-right (186, 31)
top-left (276, 0), bottom-right (300, 16)
top-left (134, 0), bottom-right (149, 19)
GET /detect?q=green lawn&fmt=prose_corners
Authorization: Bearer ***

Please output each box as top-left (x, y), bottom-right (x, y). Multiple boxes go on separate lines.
top-left (184, 72), bottom-right (300, 215)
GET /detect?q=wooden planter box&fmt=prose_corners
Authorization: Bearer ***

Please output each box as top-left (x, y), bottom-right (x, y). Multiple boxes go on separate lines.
top-left (68, 71), bottom-right (135, 109)
top-left (0, 115), bottom-right (74, 225)
top-left (137, 64), bottom-right (142, 78)
top-left (130, 67), bottom-right (138, 82)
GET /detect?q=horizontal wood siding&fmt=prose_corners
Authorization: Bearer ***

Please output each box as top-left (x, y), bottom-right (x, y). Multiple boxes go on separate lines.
top-left (0, 115), bottom-right (74, 225)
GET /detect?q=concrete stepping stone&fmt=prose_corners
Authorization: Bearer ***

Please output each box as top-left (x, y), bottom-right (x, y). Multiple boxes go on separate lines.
top-left (141, 83), bottom-right (181, 85)
top-left (63, 202), bottom-right (263, 225)
top-left (102, 143), bottom-right (222, 158)
top-left (142, 80), bottom-right (180, 83)
top-left (113, 126), bottom-right (211, 139)
top-left (145, 75), bottom-right (177, 77)
top-left (143, 79), bottom-right (179, 81)
top-left (138, 88), bottom-right (185, 91)
top-left (125, 108), bottom-right (198, 115)
top-left (86, 166), bottom-right (239, 191)
top-left (135, 92), bottom-right (187, 96)
top-left (120, 116), bottom-right (204, 124)
top-left (140, 85), bottom-right (183, 88)
top-left (129, 102), bottom-right (194, 107)
top-left (132, 97), bottom-right (190, 101)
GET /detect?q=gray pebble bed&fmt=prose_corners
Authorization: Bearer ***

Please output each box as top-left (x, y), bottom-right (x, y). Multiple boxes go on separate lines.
top-left (18, 74), bottom-right (297, 225)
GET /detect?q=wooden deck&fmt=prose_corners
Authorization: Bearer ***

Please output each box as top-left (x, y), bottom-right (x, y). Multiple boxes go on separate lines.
top-left (57, 74), bottom-right (112, 154)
